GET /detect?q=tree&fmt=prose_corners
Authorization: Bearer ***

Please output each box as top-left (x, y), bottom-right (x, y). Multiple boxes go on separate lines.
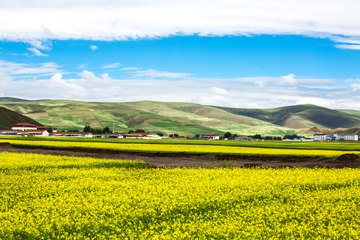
top-left (169, 134), bottom-right (174, 137)
top-left (156, 132), bottom-right (164, 136)
top-left (91, 128), bottom-right (103, 134)
top-left (46, 127), bottom-right (53, 134)
top-left (283, 134), bottom-right (304, 139)
top-left (174, 133), bottom-right (179, 137)
top-left (103, 126), bottom-right (111, 133)
top-left (134, 128), bottom-right (145, 133)
top-left (128, 130), bottom-right (134, 134)
top-left (248, 134), bottom-right (262, 139)
top-left (232, 134), bottom-right (238, 139)
top-left (195, 134), bottom-right (200, 138)
top-left (67, 129), bottom-right (79, 132)
top-left (83, 125), bottom-right (91, 132)
top-left (223, 132), bottom-right (232, 139)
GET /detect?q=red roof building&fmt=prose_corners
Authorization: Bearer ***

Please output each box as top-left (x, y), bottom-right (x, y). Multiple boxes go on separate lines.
top-left (12, 123), bottom-right (38, 131)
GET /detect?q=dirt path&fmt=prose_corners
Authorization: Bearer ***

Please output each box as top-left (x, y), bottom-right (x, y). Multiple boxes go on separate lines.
top-left (1, 142), bottom-right (360, 168)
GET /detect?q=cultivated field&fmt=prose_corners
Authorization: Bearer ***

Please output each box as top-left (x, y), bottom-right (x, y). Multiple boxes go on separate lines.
top-left (2, 138), bottom-right (360, 158)
top-left (1, 152), bottom-right (360, 239)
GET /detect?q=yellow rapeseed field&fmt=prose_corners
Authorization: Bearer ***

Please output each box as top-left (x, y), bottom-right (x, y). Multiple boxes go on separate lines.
top-left (2, 139), bottom-right (360, 157)
top-left (1, 152), bottom-right (360, 239)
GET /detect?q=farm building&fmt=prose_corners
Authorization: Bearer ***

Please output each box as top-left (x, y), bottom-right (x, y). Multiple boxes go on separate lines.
top-left (338, 135), bottom-right (358, 141)
top-left (20, 130), bottom-right (49, 137)
top-left (0, 130), bottom-right (20, 135)
top-left (37, 126), bottom-right (57, 132)
top-left (126, 132), bottom-right (151, 139)
top-left (234, 136), bottom-right (252, 141)
top-left (313, 134), bottom-right (327, 141)
top-left (65, 132), bottom-right (93, 138)
top-left (201, 133), bottom-right (220, 140)
top-left (11, 123), bottom-right (37, 131)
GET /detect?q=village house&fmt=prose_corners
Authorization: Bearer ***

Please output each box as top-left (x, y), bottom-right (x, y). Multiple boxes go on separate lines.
top-left (19, 130), bottom-right (49, 137)
top-left (125, 132), bottom-right (151, 139)
top-left (51, 132), bottom-right (65, 137)
top-left (0, 130), bottom-right (20, 136)
top-left (11, 123), bottom-right (37, 131)
top-left (103, 133), bottom-right (123, 138)
top-left (65, 132), bottom-right (93, 138)
top-left (201, 133), bottom-right (220, 140)
top-left (234, 136), bottom-right (252, 141)
top-left (37, 126), bottom-right (58, 132)
top-left (313, 134), bottom-right (328, 141)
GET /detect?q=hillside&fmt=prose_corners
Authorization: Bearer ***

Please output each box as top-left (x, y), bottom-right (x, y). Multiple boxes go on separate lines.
top-left (0, 97), bottom-right (30, 102)
top-left (1, 98), bottom-right (360, 136)
top-left (0, 106), bottom-right (42, 130)
top-left (218, 104), bottom-right (360, 130)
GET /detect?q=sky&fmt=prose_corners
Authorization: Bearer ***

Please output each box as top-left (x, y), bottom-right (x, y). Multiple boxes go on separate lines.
top-left (1, 0), bottom-right (360, 109)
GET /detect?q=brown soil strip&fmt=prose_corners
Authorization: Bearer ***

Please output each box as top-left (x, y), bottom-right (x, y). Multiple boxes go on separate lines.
top-left (1, 142), bottom-right (360, 168)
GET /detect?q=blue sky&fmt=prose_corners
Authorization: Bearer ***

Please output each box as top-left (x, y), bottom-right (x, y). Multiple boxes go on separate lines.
top-left (1, 0), bottom-right (360, 109)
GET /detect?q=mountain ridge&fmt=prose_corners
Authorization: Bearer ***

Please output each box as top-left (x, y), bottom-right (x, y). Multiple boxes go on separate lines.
top-left (1, 97), bottom-right (360, 136)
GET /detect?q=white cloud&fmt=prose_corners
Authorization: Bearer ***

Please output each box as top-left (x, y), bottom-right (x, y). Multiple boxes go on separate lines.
top-left (335, 44), bottom-right (360, 50)
top-left (210, 87), bottom-right (227, 95)
top-left (27, 47), bottom-right (48, 57)
top-left (0, 60), bottom-right (60, 76)
top-left (90, 45), bottom-right (98, 50)
top-left (46, 73), bottom-right (87, 97)
top-left (280, 73), bottom-right (297, 85)
top-left (1, 61), bottom-right (360, 110)
top-left (129, 69), bottom-right (191, 79)
top-left (351, 83), bottom-right (360, 91)
top-left (28, 39), bottom-right (52, 50)
top-left (121, 67), bottom-right (140, 71)
top-left (77, 63), bottom-right (86, 69)
top-left (101, 63), bottom-right (121, 69)
top-left (1, 0), bottom-right (360, 47)
top-left (254, 80), bottom-right (265, 87)
top-left (79, 70), bottom-right (111, 85)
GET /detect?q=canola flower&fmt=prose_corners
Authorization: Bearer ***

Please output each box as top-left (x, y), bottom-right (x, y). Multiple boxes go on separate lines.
top-left (1, 152), bottom-right (360, 239)
top-left (1, 139), bottom-right (360, 157)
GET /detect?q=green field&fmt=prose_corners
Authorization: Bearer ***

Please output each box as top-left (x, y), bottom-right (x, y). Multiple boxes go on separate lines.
top-left (1, 152), bottom-right (360, 239)
top-left (3, 136), bottom-right (360, 152)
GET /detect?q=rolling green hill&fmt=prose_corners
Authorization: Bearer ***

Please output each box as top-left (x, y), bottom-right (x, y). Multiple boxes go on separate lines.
top-left (0, 106), bottom-right (42, 130)
top-left (218, 104), bottom-right (360, 130)
top-left (0, 98), bottom-right (360, 136)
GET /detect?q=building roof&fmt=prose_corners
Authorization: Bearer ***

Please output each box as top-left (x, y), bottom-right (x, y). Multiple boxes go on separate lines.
top-left (37, 126), bottom-right (57, 129)
top-left (12, 123), bottom-right (37, 127)
top-left (127, 132), bottom-right (150, 136)
top-left (66, 132), bottom-right (91, 135)
top-left (23, 130), bottom-right (47, 133)
top-left (202, 133), bottom-right (220, 136)
top-left (0, 130), bottom-right (20, 133)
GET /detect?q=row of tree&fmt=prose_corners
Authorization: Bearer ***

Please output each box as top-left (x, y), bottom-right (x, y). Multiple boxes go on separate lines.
top-left (59, 126), bottom-right (304, 139)
top-left (223, 132), bottom-right (302, 140)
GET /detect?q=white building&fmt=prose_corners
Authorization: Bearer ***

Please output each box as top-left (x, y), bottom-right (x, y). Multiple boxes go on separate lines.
top-left (313, 134), bottom-right (327, 141)
top-left (143, 134), bottom-right (163, 140)
top-left (201, 133), bottom-right (220, 140)
top-left (0, 130), bottom-right (20, 136)
top-left (11, 123), bottom-right (37, 131)
top-left (65, 132), bottom-right (93, 138)
top-left (20, 130), bottom-right (49, 137)
top-left (339, 135), bottom-right (358, 141)
top-left (235, 136), bottom-right (252, 141)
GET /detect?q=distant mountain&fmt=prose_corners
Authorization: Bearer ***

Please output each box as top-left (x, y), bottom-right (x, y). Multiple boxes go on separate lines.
top-left (1, 99), bottom-right (360, 136)
top-left (0, 97), bottom-right (48, 102)
top-left (0, 97), bottom-right (30, 102)
top-left (0, 106), bottom-right (42, 130)
top-left (218, 104), bottom-right (360, 130)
